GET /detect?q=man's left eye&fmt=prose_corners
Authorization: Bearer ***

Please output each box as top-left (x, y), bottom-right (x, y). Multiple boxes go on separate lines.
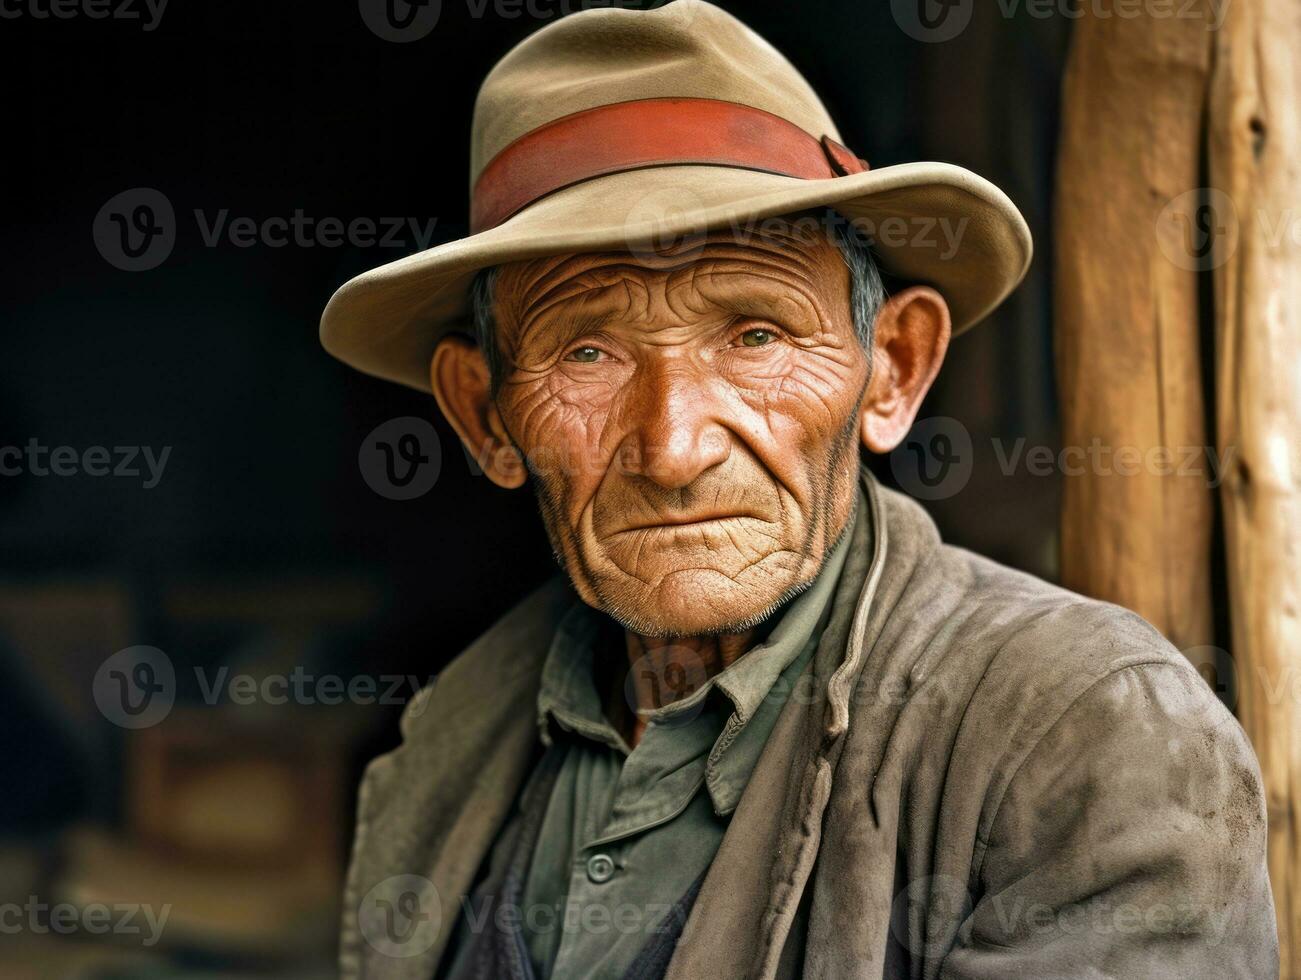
top-left (739, 328), bottom-right (777, 347)
top-left (567, 346), bottom-right (602, 362)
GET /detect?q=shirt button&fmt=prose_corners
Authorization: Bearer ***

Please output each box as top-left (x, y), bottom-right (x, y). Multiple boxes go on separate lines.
top-left (586, 853), bottom-right (616, 884)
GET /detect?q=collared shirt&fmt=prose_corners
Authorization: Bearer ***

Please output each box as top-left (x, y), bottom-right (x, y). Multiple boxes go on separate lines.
top-left (516, 502), bottom-right (859, 979)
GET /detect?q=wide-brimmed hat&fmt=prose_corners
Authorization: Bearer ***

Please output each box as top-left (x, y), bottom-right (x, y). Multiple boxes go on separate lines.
top-left (320, 0), bottom-right (1032, 393)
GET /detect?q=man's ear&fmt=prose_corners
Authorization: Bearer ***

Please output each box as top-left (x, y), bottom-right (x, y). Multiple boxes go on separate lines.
top-left (859, 286), bottom-right (952, 453)
top-left (429, 335), bottom-right (527, 489)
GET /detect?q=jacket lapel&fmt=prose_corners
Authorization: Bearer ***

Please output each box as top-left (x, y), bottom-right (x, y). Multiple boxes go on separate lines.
top-left (339, 577), bottom-right (575, 980)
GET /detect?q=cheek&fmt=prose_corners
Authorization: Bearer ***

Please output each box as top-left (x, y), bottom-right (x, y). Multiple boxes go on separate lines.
top-left (497, 372), bottom-right (619, 510)
top-left (728, 347), bottom-right (867, 469)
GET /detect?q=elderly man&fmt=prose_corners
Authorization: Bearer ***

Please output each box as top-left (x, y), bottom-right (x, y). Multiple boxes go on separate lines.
top-left (321, 2), bottom-right (1276, 978)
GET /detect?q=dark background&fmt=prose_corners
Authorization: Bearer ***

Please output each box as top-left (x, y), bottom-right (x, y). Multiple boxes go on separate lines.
top-left (0, 1), bottom-right (1068, 974)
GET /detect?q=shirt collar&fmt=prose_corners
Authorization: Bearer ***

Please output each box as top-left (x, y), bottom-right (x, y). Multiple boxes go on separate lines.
top-left (535, 603), bottom-right (628, 753)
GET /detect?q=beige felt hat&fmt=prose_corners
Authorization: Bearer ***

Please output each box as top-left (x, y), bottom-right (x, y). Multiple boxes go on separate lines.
top-left (320, 0), bottom-right (1032, 393)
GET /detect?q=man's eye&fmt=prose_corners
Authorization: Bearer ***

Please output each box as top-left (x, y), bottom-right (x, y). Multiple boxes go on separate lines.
top-left (567, 346), bottom-right (603, 363)
top-left (739, 328), bottom-right (777, 347)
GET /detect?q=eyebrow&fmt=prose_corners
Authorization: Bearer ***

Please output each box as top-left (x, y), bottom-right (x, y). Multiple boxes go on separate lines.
top-left (509, 278), bottom-right (634, 355)
top-left (683, 267), bottom-right (826, 333)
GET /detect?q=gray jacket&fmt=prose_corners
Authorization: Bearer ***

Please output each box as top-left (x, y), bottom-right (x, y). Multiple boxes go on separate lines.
top-left (340, 471), bottom-right (1277, 979)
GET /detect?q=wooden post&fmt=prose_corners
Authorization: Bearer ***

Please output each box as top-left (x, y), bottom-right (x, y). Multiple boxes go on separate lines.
top-left (1055, 2), bottom-right (1217, 651)
top-left (1209, 0), bottom-right (1301, 969)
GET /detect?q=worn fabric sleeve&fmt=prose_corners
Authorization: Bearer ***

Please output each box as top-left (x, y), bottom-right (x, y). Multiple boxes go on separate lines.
top-left (940, 661), bottom-right (1278, 980)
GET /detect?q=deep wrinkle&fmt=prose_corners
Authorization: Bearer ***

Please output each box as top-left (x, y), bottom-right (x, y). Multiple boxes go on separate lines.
top-left (491, 227), bottom-right (869, 665)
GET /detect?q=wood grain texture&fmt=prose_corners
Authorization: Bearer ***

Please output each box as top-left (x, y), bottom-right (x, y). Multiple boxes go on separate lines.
top-left (1209, 0), bottom-right (1301, 969)
top-left (1055, 1), bottom-right (1216, 650)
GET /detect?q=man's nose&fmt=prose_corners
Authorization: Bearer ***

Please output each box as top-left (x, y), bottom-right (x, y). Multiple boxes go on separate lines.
top-left (617, 361), bottom-right (731, 490)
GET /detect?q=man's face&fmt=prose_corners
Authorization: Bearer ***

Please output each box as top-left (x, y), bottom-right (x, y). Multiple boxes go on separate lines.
top-left (488, 225), bottom-right (871, 637)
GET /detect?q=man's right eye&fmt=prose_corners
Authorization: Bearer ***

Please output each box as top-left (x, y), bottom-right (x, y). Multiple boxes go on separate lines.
top-left (567, 346), bottom-right (603, 363)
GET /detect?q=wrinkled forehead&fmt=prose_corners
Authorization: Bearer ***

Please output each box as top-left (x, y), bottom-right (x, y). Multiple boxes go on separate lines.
top-left (492, 220), bottom-right (849, 332)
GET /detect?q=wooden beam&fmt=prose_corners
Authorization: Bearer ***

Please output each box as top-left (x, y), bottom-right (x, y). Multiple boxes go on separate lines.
top-left (1209, 0), bottom-right (1301, 969)
top-left (1055, 2), bottom-right (1216, 650)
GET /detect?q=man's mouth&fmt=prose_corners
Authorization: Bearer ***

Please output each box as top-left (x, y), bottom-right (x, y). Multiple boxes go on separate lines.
top-left (614, 513), bottom-right (766, 534)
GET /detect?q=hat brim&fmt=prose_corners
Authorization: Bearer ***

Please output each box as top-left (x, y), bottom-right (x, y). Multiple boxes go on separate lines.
top-left (320, 162), bottom-right (1032, 393)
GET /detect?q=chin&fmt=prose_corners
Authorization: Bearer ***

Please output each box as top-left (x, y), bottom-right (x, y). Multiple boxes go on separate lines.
top-left (588, 564), bottom-right (810, 639)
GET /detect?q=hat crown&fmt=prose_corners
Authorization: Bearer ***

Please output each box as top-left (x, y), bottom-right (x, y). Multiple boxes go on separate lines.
top-left (470, 0), bottom-right (840, 189)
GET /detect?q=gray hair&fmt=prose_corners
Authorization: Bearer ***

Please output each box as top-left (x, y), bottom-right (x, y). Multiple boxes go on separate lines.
top-left (470, 210), bottom-right (886, 394)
